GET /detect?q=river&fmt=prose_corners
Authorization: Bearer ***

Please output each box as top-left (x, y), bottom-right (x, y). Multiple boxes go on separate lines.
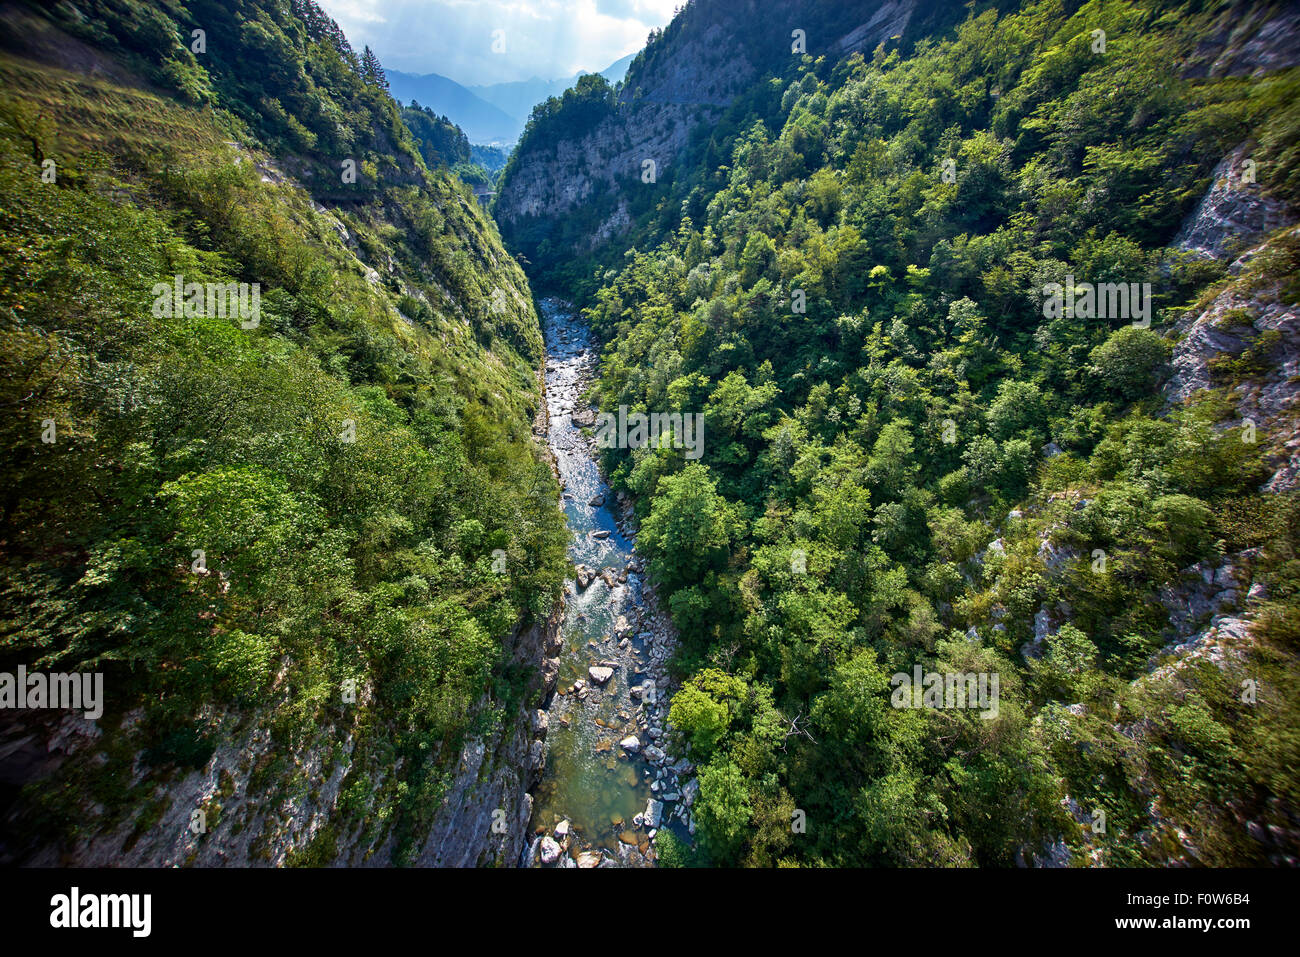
top-left (524, 299), bottom-right (694, 868)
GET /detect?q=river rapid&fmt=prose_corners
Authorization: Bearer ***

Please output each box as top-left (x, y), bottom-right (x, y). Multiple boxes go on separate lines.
top-left (524, 299), bottom-right (696, 868)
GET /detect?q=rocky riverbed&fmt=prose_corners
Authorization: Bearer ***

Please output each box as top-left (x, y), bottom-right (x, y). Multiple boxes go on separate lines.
top-left (524, 299), bottom-right (696, 868)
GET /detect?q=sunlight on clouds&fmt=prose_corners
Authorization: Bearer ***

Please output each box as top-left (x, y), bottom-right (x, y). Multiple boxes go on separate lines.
top-left (322, 0), bottom-right (388, 25)
top-left (318, 0), bottom-right (676, 84)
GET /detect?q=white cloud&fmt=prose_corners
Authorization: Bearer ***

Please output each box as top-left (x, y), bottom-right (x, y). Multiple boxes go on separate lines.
top-left (317, 0), bottom-right (677, 85)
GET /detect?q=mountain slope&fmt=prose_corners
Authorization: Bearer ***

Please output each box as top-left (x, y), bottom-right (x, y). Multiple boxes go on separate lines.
top-left (0, 0), bottom-right (566, 866)
top-left (389, 52), bottom-right (641, 148)
top-left (496, 0), bottom-right (1300, 867)
top-left (467, 52), bottom-right (638, 127)
top-left (385, 68), bottom-right (520, 144)
top-left (494, 0), bottom-right (964, 280)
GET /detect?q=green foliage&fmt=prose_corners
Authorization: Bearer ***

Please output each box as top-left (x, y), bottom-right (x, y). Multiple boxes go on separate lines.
top-left (639, 464), bottom-right (745, 589)
top-left (513, 0), bottom-right (1300, 866)
top-left (401, 102), bottom-right (472, 169)
top-left (668, 668), bottom-right (747, 759)
top-left (694, 759), bottom-right (752, 862)
top-left (0, 1), bottom-right (566, 861)
top-left (1088, 326), bottom-right (1171, 400)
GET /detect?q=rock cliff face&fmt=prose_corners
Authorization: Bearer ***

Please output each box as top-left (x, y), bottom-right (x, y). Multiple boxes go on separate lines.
top-left (1020, 147), bottom-right (1298, 867)
top-left (405, 603), bottom-right (564, 868)
top-left (999, 142), bottom-right (1298, 867)
top-left (410, 380), bottom-right (564, 868)
top-left (495, 0), bottom-right (944, 259)
top-left (1172, 143), bottom-right (1290, 261)
top-left (1165, 256), bottom-right (1300, 492)
top-left (0, 604), bottom-right (562, 868)
top-left (1181, 0), bottom-right (1300, 79)
top-left (0, 365), bottom-right (565, 869)
top-left (1164, 140), bottom-right (1298, 492)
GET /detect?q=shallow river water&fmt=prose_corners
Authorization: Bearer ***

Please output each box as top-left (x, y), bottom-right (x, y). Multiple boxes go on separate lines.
top-left (524, 300), bottom-right (691, 868)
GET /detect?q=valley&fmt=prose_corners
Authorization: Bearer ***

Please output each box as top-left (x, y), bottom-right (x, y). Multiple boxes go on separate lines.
top-left (0, 0), bottom-right (1298, 873)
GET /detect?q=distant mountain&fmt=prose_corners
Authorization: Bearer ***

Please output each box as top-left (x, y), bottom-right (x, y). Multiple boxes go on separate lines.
top-left (599, 51), bottom-right (636, 83)
top-left (387, 52), bottom-right (636, 147)
top-left (468, 53), bottom-right (636, 124)
top-left (385, 69), bottom-right (518, 144)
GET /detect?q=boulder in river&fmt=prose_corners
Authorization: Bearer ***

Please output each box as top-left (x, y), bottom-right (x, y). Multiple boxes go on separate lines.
top-left (644, 798), bottom-right (663, 828)
top-left (620, 735), bottom-right (642, 752)
top-left (540, 837), bottom-right (562, 864)
top-left (588, 666), bottom-right (614, 685)
top-left (571, 409), bottom-right (597, 427)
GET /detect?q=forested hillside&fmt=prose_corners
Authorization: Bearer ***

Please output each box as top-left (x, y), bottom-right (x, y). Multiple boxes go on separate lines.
top-left (498, 0), bottom-right (1300, 866)
top-left (0, 0), bottom-right (566, 865)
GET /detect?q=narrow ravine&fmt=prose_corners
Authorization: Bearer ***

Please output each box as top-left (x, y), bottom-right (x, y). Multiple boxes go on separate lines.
top-left (524, 299), bottom-right (695, 868)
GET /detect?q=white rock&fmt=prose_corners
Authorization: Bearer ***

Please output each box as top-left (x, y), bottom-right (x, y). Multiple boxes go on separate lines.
top-left (540, 837), bottom-right (562, 864)
top-left (644, 798), bottom-right (663, 828)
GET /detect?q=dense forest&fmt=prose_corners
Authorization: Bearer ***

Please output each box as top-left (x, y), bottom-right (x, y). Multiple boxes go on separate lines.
top-left (0, 0), bottom-right (566, 865)
top-left (400, 101), bottom-right (500, 189)
top-left (498, 0), bottom-right (1300, 866)
top-left (0, 0), bottom-right (1296, 873)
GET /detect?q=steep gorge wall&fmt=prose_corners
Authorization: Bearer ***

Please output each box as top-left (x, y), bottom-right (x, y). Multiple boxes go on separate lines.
top-left (0, 2), bottom-right (565, 869)
top-left (1, 604), bottom-right (562, 867)
top-left (494, 0), bottom-right (940, 259)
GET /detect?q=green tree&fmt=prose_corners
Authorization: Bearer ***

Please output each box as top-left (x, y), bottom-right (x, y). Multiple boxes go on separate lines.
top-left (1088, 326), bottom-right (1171, 400)
top-left (639, 464), bottom-right (744, 588)
top-left (695, 759), bottom-right (752, 862)
top-left (669, 668), bottom-right (748, 759)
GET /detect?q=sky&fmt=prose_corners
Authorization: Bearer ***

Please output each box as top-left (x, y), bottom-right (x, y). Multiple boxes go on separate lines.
top-left (317, 0), bottom-right (679, 86)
